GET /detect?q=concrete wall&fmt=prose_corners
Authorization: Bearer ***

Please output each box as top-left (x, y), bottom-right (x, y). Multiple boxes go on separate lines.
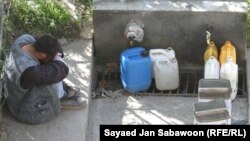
top-left (93, 0), bottom-right (248, 69)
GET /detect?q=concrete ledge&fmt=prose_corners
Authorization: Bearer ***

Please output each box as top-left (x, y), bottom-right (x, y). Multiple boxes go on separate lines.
top-left (94, 0), bottom-right (247, 13)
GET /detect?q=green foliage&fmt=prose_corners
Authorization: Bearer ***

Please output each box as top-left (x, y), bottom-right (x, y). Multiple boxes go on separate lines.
top-left (1, 0), bottom-right (93, 71)
top-left (80, 0), bottom-right (93, 21)
top-left (8, 0), bottom-right (80, 37)
top-left (80, 0), bottom-right (93, 6)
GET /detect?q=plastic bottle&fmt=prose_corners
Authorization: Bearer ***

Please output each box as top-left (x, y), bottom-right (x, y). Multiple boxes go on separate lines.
top-left (204, 56), bottom-right (220, 79)
top-left (154, 58), bottom-right (179, 90)
top-left (204, 41), bottom-right (218, 62)
top-left (120, 47), bottom-right (152, 92)
top-left (219, 41), bottom-right (236, 65)
top-left (220, 56), bottom-right (238, 100)
top-left (149, 47), bottom-right (176, 78)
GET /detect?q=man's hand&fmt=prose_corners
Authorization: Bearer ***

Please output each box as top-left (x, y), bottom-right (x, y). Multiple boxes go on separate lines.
top-left (58, 46), bottom-right (64, 58)
top-left (54, 52), bottom-right (64, 62)
top-left (57, 52), bottom-right (63, 58)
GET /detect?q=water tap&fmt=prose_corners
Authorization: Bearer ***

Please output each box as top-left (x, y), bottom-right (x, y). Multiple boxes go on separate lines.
top-left (127, 32), bottom-right (136, 46)
top-left (124, 20), bottom-right (144, 46)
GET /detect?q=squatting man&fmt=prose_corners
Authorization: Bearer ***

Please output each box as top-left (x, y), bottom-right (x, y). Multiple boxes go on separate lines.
top-left (3, 34), bottom-right (87, 124)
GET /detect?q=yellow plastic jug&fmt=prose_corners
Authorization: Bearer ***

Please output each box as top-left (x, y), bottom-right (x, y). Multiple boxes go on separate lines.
top-left (204, 41), bottom-right (218, 62)
top-left (219, 41), bottom-right (236, 65)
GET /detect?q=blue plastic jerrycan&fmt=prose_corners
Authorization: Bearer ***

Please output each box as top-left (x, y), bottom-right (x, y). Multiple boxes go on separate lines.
top-left (120, 47), bottom-right (152, 92)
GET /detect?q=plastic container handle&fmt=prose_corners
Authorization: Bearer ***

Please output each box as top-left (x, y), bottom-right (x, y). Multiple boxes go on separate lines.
top-left (209, 42), bottom-right (214, 57)
top-left (155, 59), bottom-right (169, 71)
top-left (128, 54), bottom-right (140, 59)
top-left (150, 49), bottom-right (169, 57)
top-left (156, 59), bottom-right (170, 64)
top-left (226, 41), bottom-right (231, 59)
top-left (208, 56), bottom-right (216, 73)
top-left (141, 50), bottom-right (149, 57)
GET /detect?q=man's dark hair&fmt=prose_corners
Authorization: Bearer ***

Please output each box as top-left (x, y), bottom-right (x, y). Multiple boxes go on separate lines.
top-left (32, 35), bottom-right (61, 60)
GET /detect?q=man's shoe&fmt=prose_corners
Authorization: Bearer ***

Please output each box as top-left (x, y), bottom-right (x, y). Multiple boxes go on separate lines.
top-left (61, 95), bottom-right (88, 110)
top-left (64, 85), bottom-right (81, 97)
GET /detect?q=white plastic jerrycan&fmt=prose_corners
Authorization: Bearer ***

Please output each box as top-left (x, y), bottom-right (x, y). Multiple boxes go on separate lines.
top-left (149, 47), bottom-right (176, 78)
top-left (204, 56), bottom-right (220, 79)
top-left (220, 56), bottom-right (238, 100)
top-left (154, 58), bottom-right (179, 90)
